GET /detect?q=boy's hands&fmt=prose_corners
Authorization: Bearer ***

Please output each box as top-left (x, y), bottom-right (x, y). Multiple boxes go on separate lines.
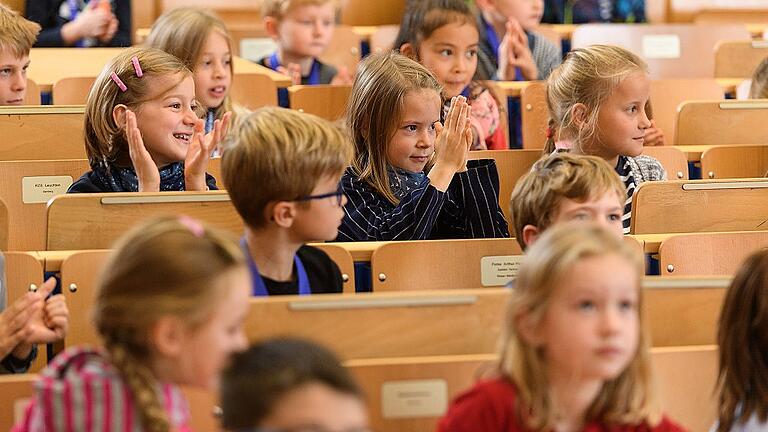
top-left (185, 111), bottom-right (231, 190)
top-left (0, 293), bottom-right (37, 359)
top-left (428, 96), bottom-right (472, 191)
top-left (643, 120), bottom-right (665, 146)
top-left (497, 19), bottom-right (538, 81)
top-left (126, 110), bottom-right (161, 192)
top-left (24, 278), bottom-right (69, 345)
top-left (277, 63), bottom-right (302, 85)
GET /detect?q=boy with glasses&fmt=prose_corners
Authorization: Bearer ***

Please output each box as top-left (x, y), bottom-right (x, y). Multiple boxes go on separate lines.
top-left (222, 107), bottom-right (352, 295)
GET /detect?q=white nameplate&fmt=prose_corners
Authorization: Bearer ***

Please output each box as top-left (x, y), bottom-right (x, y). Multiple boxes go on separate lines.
top-left (481, 255), bottom-right (523, 286)
top-left (22, 176), bottom-right (73, 204)
top-left (641, 35), bottom-right (681, 59)
top-left (240, 38), bottom-right (278, 62)
top-left (381, 379), bottom-right (447, 419)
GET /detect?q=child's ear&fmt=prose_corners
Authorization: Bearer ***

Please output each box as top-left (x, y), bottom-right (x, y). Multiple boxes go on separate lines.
top-left (521, 224), bottom-right (540, 248)
top-left (571, 103), bottom-right (588, 129)
top-left (149, 316), bottom-right (186, 358)
top-left (399, 43), bottom-right (416, 59)
top-left (516, 311), bottom-right (544, 347)
top-left (263, 16), bottom-right (280, 40)
top-left (269, 201), bottom-right (296, 228)
top-left (112, 104), bottom-right (128, 128)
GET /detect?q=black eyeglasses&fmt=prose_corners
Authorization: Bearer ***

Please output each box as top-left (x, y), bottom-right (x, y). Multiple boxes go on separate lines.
top-left (294, 185), bottom-right (345, 207)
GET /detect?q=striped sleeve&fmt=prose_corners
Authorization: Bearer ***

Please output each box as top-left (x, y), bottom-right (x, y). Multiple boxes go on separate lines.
top-left (337, 169), bottom-right (448, 241)
top-left (436, 160), bottom-right (510, 239)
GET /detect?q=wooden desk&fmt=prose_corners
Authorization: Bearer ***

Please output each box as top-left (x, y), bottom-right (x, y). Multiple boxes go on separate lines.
top-left (677, 144), bottom-right (713, 162)
top-left (28, 48), bottom-right (290, 91)
top-left (632, 234), bottom-right (668, 254)
top-left (496, 81), bottom-right (531, 97)
top-left (352, 26), bottom-right (378, 43)
top-left (746, 23), bottom-right (767, 38)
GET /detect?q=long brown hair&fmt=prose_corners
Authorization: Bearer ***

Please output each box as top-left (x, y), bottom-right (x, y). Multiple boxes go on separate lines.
top-left (716, 249), bottom-right (768, 432)
top-left (344, 51), bottom-right (442, 205)
top-left (93, 216), bottom-right (244, 432)
top-left (499, 224), bottom-right (658, 429)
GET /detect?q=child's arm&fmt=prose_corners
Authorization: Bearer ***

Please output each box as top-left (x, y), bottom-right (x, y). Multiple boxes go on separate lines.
top-left (428, 97), bottom-right (472, 191)
top-left (185, 112), bottom-right (231, 191)
top-left (0, 293), bottom-right (36, 361)
top-left (125, 110), bottom-right (161, 192)
top-left (497, 20), bottom-right (538, 81)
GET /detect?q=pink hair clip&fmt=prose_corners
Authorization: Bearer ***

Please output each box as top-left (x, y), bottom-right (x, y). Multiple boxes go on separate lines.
top-left (178, 215), bottom-right (205, 238)
top-left (131, 56), bottom-right (143, 78)
top-left (109, 72), bottom-right (127, 92)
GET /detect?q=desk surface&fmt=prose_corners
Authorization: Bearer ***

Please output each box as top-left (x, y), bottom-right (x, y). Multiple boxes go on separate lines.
top-left (28, 48), bottom-right (290, 91)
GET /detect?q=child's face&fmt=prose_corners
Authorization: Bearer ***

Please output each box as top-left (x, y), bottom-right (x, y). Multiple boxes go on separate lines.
top-left (551, 192), bottom-right (624, 239)
top-left (593, 72), bottom-right (652, 161)
top-left (0, 51), bottom-right (29, 105)
top-left (194, 30), bottom-right (232, 111)
top-left (260, 382), bottom-right (369, 432)
top-left (274, 3), bottom-right (335, 59)
top-left (488, 0), bottom-right (544, 30)
top-left (537, 254), bottom-right (639, 384)
top-left (418, 22), bottom-right (479, 99)
top-left (173, 266), bottom-right (250, 390)
top-left (387, 89), bottom-right (441, 173)
top-left (292, 173), bottom-right (347, 242)
top-left (133, 74), bottom-right (199, 166)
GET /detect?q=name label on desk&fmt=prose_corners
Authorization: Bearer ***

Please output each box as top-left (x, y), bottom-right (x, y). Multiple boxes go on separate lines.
top-left (22, 176), bottom-right (73, 203)
top-left (382, 379), bottom-right (447, 418)
top-left (642, 35), bottom-right (681, 59)
top-left (481, 255), bottom-right (523, 286)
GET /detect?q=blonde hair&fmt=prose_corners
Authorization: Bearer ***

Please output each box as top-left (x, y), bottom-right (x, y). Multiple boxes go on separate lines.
top-left (499, 224), bottom-right (658, 429)
top-left (261, 0), bottom-right (337, 19)
top-left (84, 47), bottom-right (191, 169)
top-left (345, 51), bottom-right (442, 205)
top-left (749, 57), bottom-right (768, 99)
top-left (222, 107), bottom-right (353, 228)
top-left (94, 216), bottom-right (244, 432)
top-left (716, 249), bottom-right (768, 432)
top-left (0, 3), bottom-right (40, 58)
top-left (144, 7), bottom-right (234, 116)
top-left (543, 45), bottom-right (648, 154)
top-left (510, 153), bottom-right (626, 250)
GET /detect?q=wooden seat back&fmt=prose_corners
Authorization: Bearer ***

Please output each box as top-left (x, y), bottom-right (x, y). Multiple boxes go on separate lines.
top-left (0, 106), bottom-right (85, 161)
top-left (675, 100), bottom-right (768, 145)
top-left (659, 231), bottom-right (768, 276)
top-left (700, 144), bottom-right (768, 179)
top-left (288, 85), bottom-right (352, 120)
top-left (642, 146), bottom-right (689, 179)
top-left (714, 40), bottom-right (768, 79)
top-left (630, 178), bottom-right (768, 234)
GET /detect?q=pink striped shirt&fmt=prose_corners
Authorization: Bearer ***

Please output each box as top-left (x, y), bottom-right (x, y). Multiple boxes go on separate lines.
top-left (13, 346), bottom-right (192, 432)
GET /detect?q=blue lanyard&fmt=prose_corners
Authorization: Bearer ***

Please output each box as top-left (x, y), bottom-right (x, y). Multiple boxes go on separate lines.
top-left (205, 110), bottom-right (215, 134)
top-left (240, 238), bottom-right (311, 297)
top-left (481, 16), bottom-right (524, 81)
top-left (67, 0), bottom-right (80, 20)
top-left (267, 52), bottom-right (321, 85)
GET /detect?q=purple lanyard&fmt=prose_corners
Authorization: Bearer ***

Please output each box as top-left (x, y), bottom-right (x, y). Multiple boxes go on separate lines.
top-left (67, 0), bottom-right (80, 21)
top-left (267, 52), bottom-right (321, 85)
top-left (482, 16), bottom-right (524, 81)
top-left (241, 238), bottom-right (311, 297)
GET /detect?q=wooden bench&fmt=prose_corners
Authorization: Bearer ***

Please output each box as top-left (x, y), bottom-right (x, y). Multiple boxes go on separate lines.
top-left (642, 146), bottom-right (690, 180)
top-left (714, 40), bottom-right (768, 79)
top-left (675, 100), bottom-right (768, 145)
top-left (288, 85), bottom-right (352, 121)
top-left (659, 231), bottom-right (768, 276)
top-left (700, 144), bottom-right (768, 179)
top-left (0, 106), bottom-right (85, 161)
top-left (630, 178), bottom-right (768, 234)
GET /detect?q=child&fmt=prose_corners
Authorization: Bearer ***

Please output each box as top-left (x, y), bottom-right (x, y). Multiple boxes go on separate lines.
top-left (473, 0), bottom-right (562, 81)
top-left (13, 216), bottom-right (250, 432)
top-left (67, 47), bottom-right (230, 193)
top-left (438, 224), bottom-right (685, 432)
top-left (510, 152), bottom-right (626, 250)
top-left (543, 44), bottom-right (667, 234)
top-left (259, 0), bottom-right (353, 85)
top-left (222, 107), bottom-right (351, 295)
top-left (145, 7), bottom-right (235, 134)
top-left (0, 3), bottom-right (40, 106)
top-left (714, 249), bottom-right (768, 432)
top-left (338, 52), bottom-right (510, 241)
top-left (220, 337), bottom-right (369, 431)
top-left (396, 0), bottom-right (507, 150)
top-left (25, 0), bottom-right (130, 47)
top-left (0, 254), bottom-right (69, 374)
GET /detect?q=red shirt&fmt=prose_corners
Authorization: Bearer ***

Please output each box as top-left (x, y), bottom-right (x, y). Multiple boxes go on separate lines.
top-left (437, 378), bottom-right (687, 432)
